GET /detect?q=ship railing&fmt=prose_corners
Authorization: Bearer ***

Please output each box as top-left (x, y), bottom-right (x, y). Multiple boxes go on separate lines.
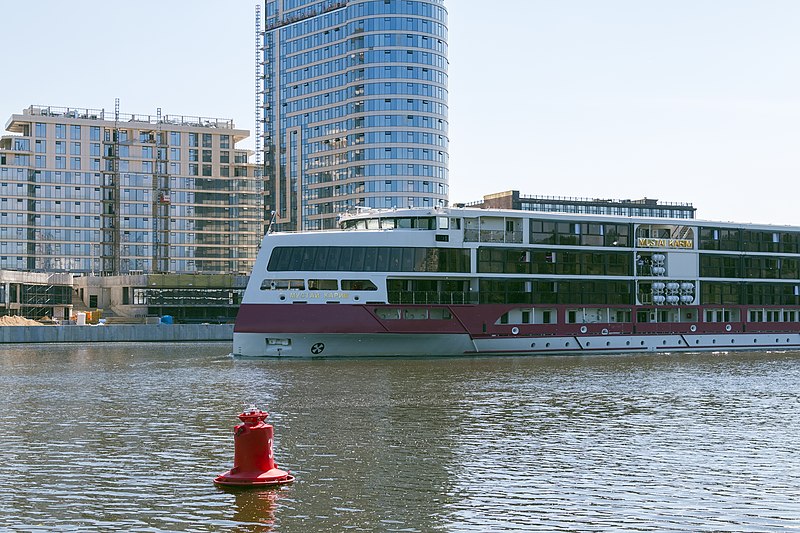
top-left (464, 230), bottom-right (523, 244)
top-left (388, 291), bottom-right (480, 305)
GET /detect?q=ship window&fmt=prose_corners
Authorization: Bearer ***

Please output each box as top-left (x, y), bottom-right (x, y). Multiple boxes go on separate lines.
top-left (428, 308), bottom-right (452, 320)
top-left (268, 246), bottom-right (470, 273)
top-left (615, 310), bottom-right (632, 323)
top-left (375, 308), bottom-right (401, 320)
top-left (403, 308), bottom-right (428, 320)
top-left (308, 279), bottom-right (337, 290)
top-left (362, 248), bottom-right (378, 271)
top-left (389, 248), bottom-right (403, 271)
top-left (341, 279), bottom-right (378, 291)
top-left (261, 279), bottom-right (305, 290)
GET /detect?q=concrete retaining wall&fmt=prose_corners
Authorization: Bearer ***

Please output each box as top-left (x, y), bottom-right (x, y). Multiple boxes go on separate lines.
top-left (0, 324), bottom-right (234, 343)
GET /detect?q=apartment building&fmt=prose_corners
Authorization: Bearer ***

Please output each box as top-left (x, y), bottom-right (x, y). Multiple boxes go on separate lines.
top-left (0, 104), bottom-right (263, 275)
top-left (256, 0), bottom-right (449, 231)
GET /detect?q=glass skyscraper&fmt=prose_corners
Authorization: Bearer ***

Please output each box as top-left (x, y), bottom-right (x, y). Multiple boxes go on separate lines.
top-left (258, 0), bottom-right (449, 231)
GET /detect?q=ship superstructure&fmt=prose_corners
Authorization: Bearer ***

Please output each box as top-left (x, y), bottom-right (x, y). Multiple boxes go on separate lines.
top-left (233, 206), bottom-right (800, 357)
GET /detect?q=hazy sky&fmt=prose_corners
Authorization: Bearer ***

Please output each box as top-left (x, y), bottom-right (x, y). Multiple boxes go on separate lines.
top-left (2, 1), bottom-right (799, 225)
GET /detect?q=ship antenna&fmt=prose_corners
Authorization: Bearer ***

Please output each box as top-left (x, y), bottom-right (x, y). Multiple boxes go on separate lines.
top-left (267, 211), bottom-right (277, 234)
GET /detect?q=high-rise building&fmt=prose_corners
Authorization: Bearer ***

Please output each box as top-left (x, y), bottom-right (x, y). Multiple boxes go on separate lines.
top-left (0, 104), bottom-right (262, 275)
top-left (257, 0), bottom-right (449, 231)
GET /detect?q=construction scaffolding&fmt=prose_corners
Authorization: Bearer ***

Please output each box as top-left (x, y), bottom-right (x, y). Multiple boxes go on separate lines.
top-left (151, 108), bottom-right (171, 273)
top-left (101, 98), bottom-right (122, 274)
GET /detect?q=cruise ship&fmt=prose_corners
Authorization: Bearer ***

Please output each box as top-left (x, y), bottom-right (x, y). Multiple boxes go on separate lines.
top-left (233, 206), bottom-right (800, 357)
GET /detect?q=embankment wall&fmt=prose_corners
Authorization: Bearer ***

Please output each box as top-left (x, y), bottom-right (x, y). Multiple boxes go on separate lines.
top-left (0, 324), bottom-right (234, 343)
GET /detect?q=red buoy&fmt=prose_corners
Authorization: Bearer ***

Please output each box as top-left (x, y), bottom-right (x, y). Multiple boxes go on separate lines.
top-left (214, 406), bottom-right (295, 487)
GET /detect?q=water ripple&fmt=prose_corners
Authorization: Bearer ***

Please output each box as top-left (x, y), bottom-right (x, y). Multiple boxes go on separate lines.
top-left (1, 347), bottom-right (800, 531)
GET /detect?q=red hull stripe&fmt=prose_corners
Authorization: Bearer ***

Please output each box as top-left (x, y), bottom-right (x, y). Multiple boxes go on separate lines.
top-left (235, 303), bottom-right (389, 334)
top-left (234, 303), bottom-right (800, 337)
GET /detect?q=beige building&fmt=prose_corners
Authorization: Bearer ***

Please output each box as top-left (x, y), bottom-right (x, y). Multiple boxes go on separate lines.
top-left (0, 104), bottom-right (263, 276)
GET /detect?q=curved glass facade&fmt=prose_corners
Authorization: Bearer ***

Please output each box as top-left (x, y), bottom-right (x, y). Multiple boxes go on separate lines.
top-left (261, 0), bottom-right (449, 231)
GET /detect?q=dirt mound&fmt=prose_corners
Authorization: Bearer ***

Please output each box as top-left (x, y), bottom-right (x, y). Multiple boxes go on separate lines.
top-left (0, 315), bottom-right (44, 326)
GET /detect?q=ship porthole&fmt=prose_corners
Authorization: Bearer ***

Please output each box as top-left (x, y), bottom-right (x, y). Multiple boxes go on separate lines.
top-left (279, 295), bottom-right (286, 301)
top-left (690, 325), bottom-right (697, 332)
top-left (511, 327), bottom-right (519, 335)
top-left (580, 326), bottom-right (588, 334)
top-left (725, 324), bottom-right (732, 332)
top-left (601, 328), bottom-right (609, 335)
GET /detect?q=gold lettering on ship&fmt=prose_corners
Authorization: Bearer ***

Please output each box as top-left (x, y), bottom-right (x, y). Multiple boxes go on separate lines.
top-left (637, 238), bottom-right (693, 249)
top-left (289, 292), bottom-right (350, 299)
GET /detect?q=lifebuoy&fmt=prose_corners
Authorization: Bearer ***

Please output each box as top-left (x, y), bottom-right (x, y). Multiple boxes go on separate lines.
top-left (580, 325), bottom-right (588, 334)
top-left (511, 327), bottom-right (519, 335)
top-left (690, 325), bottom-right (697, 332)
top-left (725, 324), bottom-right (732, 332)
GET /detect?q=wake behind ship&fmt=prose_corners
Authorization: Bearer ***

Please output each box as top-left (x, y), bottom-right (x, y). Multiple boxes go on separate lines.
top-left (233, 206), bottom-right (800, 357)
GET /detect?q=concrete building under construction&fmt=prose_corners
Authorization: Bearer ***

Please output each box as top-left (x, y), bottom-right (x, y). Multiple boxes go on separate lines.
top-left (0, 104), bottom-right (262, 276)
top-left (0, 104), bottom-right (264, 321)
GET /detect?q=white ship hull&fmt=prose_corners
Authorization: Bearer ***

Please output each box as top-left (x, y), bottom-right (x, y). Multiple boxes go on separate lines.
top-left (233, 330), bottom-right (800, 358)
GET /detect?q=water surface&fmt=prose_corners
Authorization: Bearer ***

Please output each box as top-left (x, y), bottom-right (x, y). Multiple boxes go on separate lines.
top-left (1, 344), bottom-right (799, 531)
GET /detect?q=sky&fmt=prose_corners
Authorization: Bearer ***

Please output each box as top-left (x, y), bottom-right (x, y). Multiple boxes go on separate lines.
top-left (1, 1), bottom-right (799, 225)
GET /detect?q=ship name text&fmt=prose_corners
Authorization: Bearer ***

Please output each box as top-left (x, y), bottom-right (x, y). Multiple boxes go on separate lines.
top-left (637, 238), bottom-right (693, 249)
top-left (288, 292), bottom-right (350, 299)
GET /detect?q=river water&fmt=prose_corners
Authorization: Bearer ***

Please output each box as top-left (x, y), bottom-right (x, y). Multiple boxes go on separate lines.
top-left (1, 344), bottom-right (799, 532)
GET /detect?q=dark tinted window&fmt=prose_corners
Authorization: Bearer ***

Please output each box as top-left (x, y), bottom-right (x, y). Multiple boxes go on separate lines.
top-left (267, 246), bottom-right (469, 273)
